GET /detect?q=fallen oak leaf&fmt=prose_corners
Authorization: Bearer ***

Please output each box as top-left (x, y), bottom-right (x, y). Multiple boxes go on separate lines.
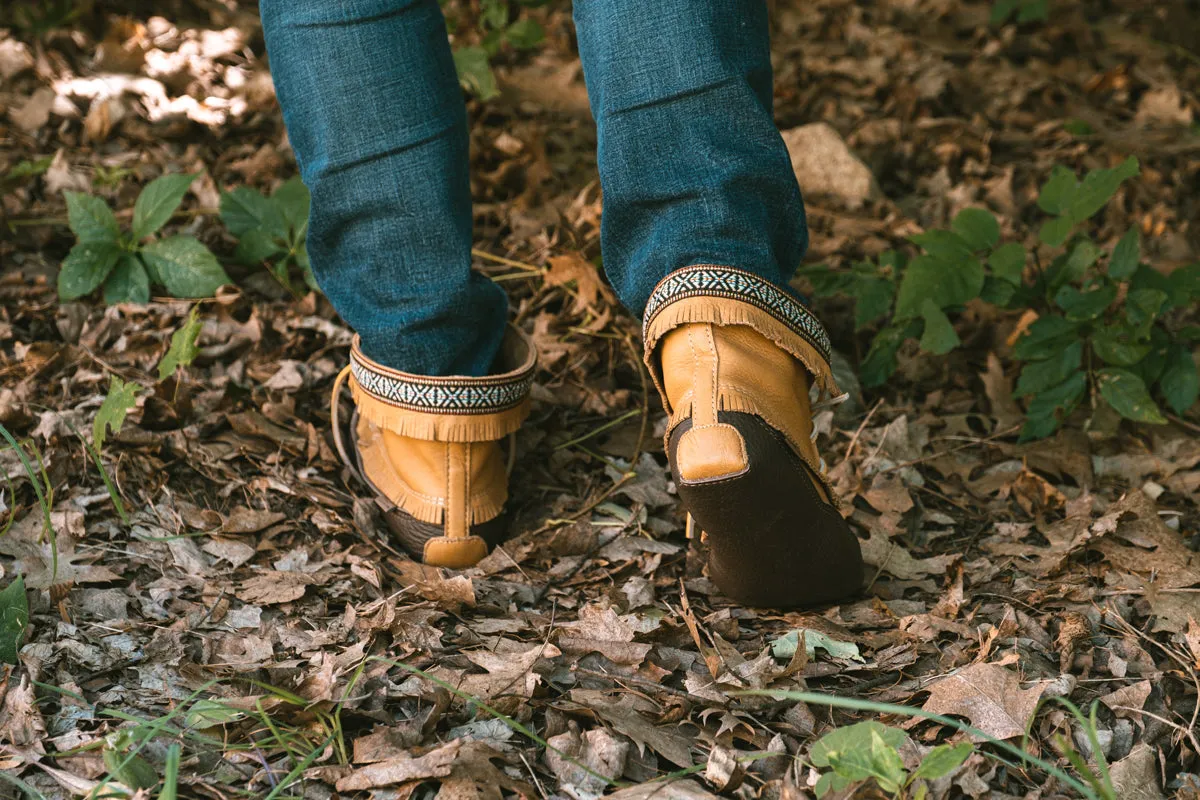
top-left (921, 663), bottom-right (1046, 741)
top-left (236, 571), bottom-right (313, 605)
top-left (335, 738), bottom-right (461, 791)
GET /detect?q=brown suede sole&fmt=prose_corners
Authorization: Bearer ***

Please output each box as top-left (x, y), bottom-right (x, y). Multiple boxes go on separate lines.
top-left (343, 410), bottom-right (509, 562)
top-left (669, 411), bottom-right (864, 607)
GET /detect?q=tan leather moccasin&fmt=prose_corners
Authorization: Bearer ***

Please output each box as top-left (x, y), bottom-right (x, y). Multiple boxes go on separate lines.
top-left (332, 330), bottom-right (536, 568)
top-left (643, 265), bottom-right (864, 607)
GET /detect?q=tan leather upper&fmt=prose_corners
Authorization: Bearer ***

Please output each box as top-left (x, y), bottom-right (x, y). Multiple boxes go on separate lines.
top-left (343, 329), bottom-right (535, 568)
top-left (656, 318), bottom-right (832, 503)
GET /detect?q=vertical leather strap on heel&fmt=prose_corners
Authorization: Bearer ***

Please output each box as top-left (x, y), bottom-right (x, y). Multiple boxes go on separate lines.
top-left (671, 324), bottom-right (748, 484)
top-left (334, 328), bottom-right (536, 567)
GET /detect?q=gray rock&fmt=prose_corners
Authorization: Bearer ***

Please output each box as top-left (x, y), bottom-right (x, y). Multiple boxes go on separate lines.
top-left (782, 122), bottom-right (882, 210)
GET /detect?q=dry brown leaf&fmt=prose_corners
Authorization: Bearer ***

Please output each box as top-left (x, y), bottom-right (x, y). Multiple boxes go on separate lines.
top-left (335, 739), bottom-right (460, 792)
top-left (860, 522), bottom-right (958, 581)
top-left (0, 673), bottom-right (47, 751)
top-left (1099, 679), bottom-right (1152, 719)
top-left (922, 663), bottom-right (1046, 741)
top-left (236, 571), bottom-right (313, 605)
top-left (543, 253), bottom-right (609, 314)
top-left (222, 506), bottom-right (287, 534)
top-left (544, 724), bottom-right (630, 798)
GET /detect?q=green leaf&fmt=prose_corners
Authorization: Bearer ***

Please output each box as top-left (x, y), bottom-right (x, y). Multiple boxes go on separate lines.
top-left (453, 46), bottom-right (499, 101)
top-left (988, 242), bottom-right (1026, 285)
top-left (810, 721), bottom-right (907, 768)
top-left (480, 0), bottom-right (508, 29)
top-left (812, 723), bottom-right (908, 794)
top-left (103, 254), bottom-right (151, 304)
top-left (1098, 368), bottom-right (1167, 424)
top-left (814, 772), bottom-right (853, 799)
top-left (1038, 216), bottom-right (1074, 248)
top-left (1109, 228), bottom-right (1140, 280)
top-left (1126, 288), bottom-right (1168, 336)
top-left (1068, 156), bottom-right (1139, 223)
top-left (1062, 239), bottom-right (1102, 281)
top-left (185, 698), bottom-right (247, 729)
top-left (1020, 370), bottom-right (1086, 441)
top-left (103, 745), bottom-right (159, 790)
top-left (854, 276), bottom-right (895, 330)
top-left (58, 240), bottom-right (121, 300)
top-left (909, 229), bottom-right (974, 263)
top-left (990, 0), bottom-right (1019, 23)
top-left (64, 191), bottom-right (120, 244)
top-left (0, 576), bottom-right (28, 665)
top-left (234, 229), bottom-right (287, 265)
top-left (131, 172), bottom-right (197, 240)
top-left (272, 176), bottom-right (310, 233)
top-left (919, 299), bottom-right (960, 354)
top-left (1133, 326), bottom-right (1171, 387)
top-left (770, 629), bottom-right (864, 662)
top-left (913, 742), bottom-right (974, 781)
top-left (861, 324), bottom-right (910, 388)
top-left (1016, 0), bottom-right (1049, 22)
top-left (1093, 324), bottom-right (1152, 367)
top-left (1037, 165), bottom-right (1078, 215)
top-left (980, 275), bottom-right (1018, 306)
top-left (894, 254), bottom-right (984, 320)
top-left (158, 307), bottom-right (202, 382)
top-left (141, 236), bottom-right (230, 298)
top-left (505, 18), bottom-right (545, 49)
top-left (951, 208), bottom-right (1000, 251)
top-left (1160, 344), bottom-right (1199, 415)
top-left (1015, 341), bottom-right (1083, 397)
top-left (1012, 315), bottom-right (1082, 361)
top-left (1054, 283), bottom-right (1116, 321)
top-left (93, 375), bottom-right (139, 451)
top-left (220, 185), bottom-right (286, 238)
top-left (1167, 263), bottom-right (1200, 308)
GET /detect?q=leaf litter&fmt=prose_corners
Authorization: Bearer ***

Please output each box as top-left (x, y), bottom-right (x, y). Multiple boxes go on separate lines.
top-left (2, 0), bottom-right (1200, 798)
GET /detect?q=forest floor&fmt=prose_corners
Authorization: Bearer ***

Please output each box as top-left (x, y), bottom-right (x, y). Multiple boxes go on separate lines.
top-left (2, 0), bottom-right (1200, 798)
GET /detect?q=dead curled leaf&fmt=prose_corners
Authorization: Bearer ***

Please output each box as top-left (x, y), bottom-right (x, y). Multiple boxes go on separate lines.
top-left (235, 570), bottom-right (313, 605)
top-left (335, 738), bottom-right (461, 791)
top-left (921, 663), bottom-right (1046, 741)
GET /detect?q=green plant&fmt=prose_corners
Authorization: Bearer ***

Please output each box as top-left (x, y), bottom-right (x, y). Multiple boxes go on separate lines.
top-left (0, 575), bottom-right (28, 665)
top-left (991, 0), bottom-right (1049, 24)
top-left (742, 690), bottom-right (1115, 800)
top-left (809, 720), bottom-right (973, 799)
top-left (802, 156), bottom-right (1200, 440)
top-left (59, 173), bottom-right (230, 304)
top-left (219, 176), bottom-right (314, 296)
top-left (445, 0), bottom-right (549, 100)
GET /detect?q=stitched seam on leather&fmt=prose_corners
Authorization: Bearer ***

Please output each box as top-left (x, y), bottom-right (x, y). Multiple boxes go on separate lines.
top-left (463, 444), bottom-right (471, 535)
top-left (687, 423), bottom-right (749, 472)
top-left (704, 323), bottom-right (718, 429)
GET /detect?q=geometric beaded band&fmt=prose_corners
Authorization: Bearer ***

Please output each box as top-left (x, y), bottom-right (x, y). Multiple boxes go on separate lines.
top-left (349, 342), bottom-right (534, 415)
top-left (642, 264), bottom-right (833, 363)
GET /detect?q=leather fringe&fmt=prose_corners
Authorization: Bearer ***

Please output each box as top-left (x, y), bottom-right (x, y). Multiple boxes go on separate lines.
top-left (355, 421), bottom-right (509, 525)
top-left (643, 295), bottom-right (841, 400)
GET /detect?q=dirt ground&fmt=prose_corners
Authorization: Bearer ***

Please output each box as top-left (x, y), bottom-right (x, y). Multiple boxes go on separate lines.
top-left (1, 0), bottom-right (1199, 798)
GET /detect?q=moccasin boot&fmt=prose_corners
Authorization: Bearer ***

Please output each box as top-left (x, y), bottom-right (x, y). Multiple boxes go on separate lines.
top-left (643, 266), bottom-right (863, 607)
top-left (331, 330), bottom-right (536, 568)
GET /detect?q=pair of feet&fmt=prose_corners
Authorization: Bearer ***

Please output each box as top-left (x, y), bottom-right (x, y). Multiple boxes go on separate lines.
top-left (331, 267), bottom-right (864, 608)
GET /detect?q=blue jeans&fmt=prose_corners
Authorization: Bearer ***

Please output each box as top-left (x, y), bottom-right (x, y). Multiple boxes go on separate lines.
top-left (261, 0), bottom-right (808, 376)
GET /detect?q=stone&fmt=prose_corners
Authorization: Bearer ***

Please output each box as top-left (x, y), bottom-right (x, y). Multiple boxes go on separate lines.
top-left (782, 122), bottom-right (882, 210)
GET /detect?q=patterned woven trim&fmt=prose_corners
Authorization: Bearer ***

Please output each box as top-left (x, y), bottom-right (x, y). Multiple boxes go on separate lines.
top-left (350, 341), bottom-right (534, 415)
top-left (643, 265), bottom-right (832, 362)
